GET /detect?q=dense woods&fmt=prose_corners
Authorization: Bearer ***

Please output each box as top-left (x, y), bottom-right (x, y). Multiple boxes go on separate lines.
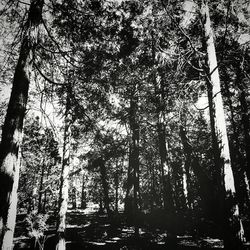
top-left (0, 0), bottom-right (249, 249)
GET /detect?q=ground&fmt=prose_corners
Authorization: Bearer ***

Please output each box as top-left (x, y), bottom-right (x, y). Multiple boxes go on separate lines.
top-left (13, 204), bottom-right (250, 250)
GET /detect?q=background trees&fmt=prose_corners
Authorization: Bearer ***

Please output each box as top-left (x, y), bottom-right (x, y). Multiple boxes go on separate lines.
top-left (0, 0), bottom-right (249, 249)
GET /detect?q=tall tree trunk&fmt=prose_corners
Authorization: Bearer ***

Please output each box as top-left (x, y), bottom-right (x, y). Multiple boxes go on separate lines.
top-left (179, 112), bottom-right (192, 209)
top-left (71, 186), bottom-right (77, 210)
top-left (156, 106), bottom-right (175, 213)
top-left (125, 147), bottom-right (133, 215)
top-left (38, 161), bottom-right (45, 213)
top-left (223, 72), bottom-right (249, 210)
top-left (0, 0), bottom-right (44, 247)
top-left (179, 122), bottom-right (215, 218)
top-left (125, 90), bottom-right (140, 236)
top-left (114, 169), bottom-right (119, 213)
top-left (56, 85), bottom-right (71, 250)
top-left (43, 164), bottom-right (52, 213)
top-left (236, 68), bottom-right (250, 185)
top-left (201, 2), bottom-right (245, 248)
top-left (1, 151), bottom-right (21, 250)
top-left (99, 159), bottom-right (111, 217)
top-left (153, 70), bottom-right (176, 243)
top-left (182, 164), bottom-right (190, 209)
top-left (81, 174), bottom-right (86, 209)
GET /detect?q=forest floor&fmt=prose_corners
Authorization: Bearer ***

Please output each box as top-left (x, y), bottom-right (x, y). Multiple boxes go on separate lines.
top-left (13, 204), bottom-right (250, 250)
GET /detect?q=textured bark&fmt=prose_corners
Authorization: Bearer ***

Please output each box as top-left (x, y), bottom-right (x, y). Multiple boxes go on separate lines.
top-left (38, 161), bottom-right (45, 213)
top-left (179, 123), bottom-right (215, 217)
top-left (1, 151), bottom-right (21, 250)
top-left (56, 87), bottom-right (71, 250)
top-left (99, 159), bottom-right (111, 217)
top-left (236, 71), bottom-right (250, 185)
top-left (114, 170), bottom-right (119, 213)
top-left (0, 0), bottom-right (44, 247)
top-left (125, 91), bottom-right (140, 236)
top-left (71, 186), bottom-right (77, 209)
top-left (182, 164), bottom-right (190, 208)
top-left (125, 147), bottom-right (133, 214)
top-left (81, 174), bottom-right (87, 209)
top-left (201, 2), bottom-right (245, 248)
top-left (157, 116), bottom-right (175, 213)
top-left (223, 72), bottom-right (250, 209)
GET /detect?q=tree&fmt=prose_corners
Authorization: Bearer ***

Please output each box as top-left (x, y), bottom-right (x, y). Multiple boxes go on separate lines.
top-left (0, 0), bottom-right (44, 248)
top-left (201, 1), bottom-right (245, 249)
top-left (57, 84), bottom-right (72, 250)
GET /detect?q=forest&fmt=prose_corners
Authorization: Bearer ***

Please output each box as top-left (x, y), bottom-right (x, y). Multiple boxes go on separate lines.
top-left (0, 0), bottom-right (249, 249)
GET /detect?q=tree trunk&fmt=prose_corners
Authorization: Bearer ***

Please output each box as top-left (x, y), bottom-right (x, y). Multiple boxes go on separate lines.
top-left (38, 161), bottom-right (45, 213)
top-left (157, 116), bottom-right (175, 214)
top-left (223, 72), bottom-right (250, 210)
top-left (43, 164), bottom-right (52, 213)
top-left (81, 174), bottom-right (86, 209)
top-left (1, 151), bottom-right (21, 250)
top-left (56, 85), bottom-right (71, 250)
top-left (114, 170), bottom-right (119, 213)
top-left (125, 91), bottom-right (140, 236)
top-left (99, 159), bottom-right (111, 217)
top-left (0, 0), bottom-right (44, 247)
top-left (201, 2), bottom-right (245, 248)
top-left (125, 147), bottom-right (133, 215)
top-left (182, 164), bottom-right (190, 209)
top-left (71, 186), bottom-right (77, 210)
top-left (236, 70), bottom-right (250, 185)
top-left (179, 122), bottom-right (215, 217)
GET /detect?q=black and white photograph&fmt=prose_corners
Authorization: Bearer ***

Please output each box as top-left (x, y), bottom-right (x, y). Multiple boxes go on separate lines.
top-left (0, 0), bottom-right (249, 249)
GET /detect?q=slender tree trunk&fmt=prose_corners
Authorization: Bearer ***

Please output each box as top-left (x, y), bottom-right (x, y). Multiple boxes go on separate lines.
top-left (1, 151), bottom-right (21, 250)
top-left (223, 72), bottom-right (250, 209)
top-left (0, 0), bottom-right (44, 247)
top-left (28, 185), bottom-right (38, 214)
top-left (81, 174), bottom-right (86, 209)
top-left (114, 170), bottom-right (119, 213)
top-left (125, 90), bottom-right (140, 236)
top-left (237, 70), bottom-right (250, 185)
top-left (182, 164), bottom-right (190, 209)
top-left (99, 198), bottom-right (104, 213)
top-left (179, 112), bottom-right (192, 209)
top-left (201, 2), bottom-right (245, 248)
top-left (131, 94), bottom-right (140, 237)
top-left (56, 86), bottom-right (71, 250)
top-left (99, 159), bottom-right (111, 217)
top-left (157, 118), bottom-right (175, 213)
top-left (179, 123), bottom-right (215, 217)
top-left (151, 41), bottom-right (174, 211)
top-left (150, 163), bottom-right (157, 210)
top-left (38, 161), bottom-right (45, 213)
top-left (71, 186), bottom-right (77, 210)
top-left (43, 164), bottom-right (52, 213)
top-left (125, 147), bottom-right (133, 215)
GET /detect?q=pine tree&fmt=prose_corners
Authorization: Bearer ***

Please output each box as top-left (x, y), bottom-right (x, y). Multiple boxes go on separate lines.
top-left (0, 1), bottom-right (44, 248)
top-left (201, 1), bottom-right (245, 249)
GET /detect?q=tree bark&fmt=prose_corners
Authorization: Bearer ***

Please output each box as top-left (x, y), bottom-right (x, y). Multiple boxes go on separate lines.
top-left (125, 147), bottom-right (133, 215)
top-left (81, 174), bottom-right (86, 209)
top-left (56, 85), bottom-right (72, 250)
top-left (125, 90), bottom-right (140, 236)
top-left (0, 0), bottom-right (44, 247)
top-left (236, 69), bottom-right (250, 185)
top-left (155, 83), bottom-right (175, 213)
top-left (223, 72), bottom-right (250, 210)
top-left (99, 159), bottom-right (111, 217)
top-left (1, 151), bottom-right (21, 250)
top-left (179, 122), bottom-right (215, 218)
top-left (114, 168), bottom-right (119, 213)
top-left (38, 161), bottom-right (45, 213)
top-left (201, 2), bottom-right (245, 248)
